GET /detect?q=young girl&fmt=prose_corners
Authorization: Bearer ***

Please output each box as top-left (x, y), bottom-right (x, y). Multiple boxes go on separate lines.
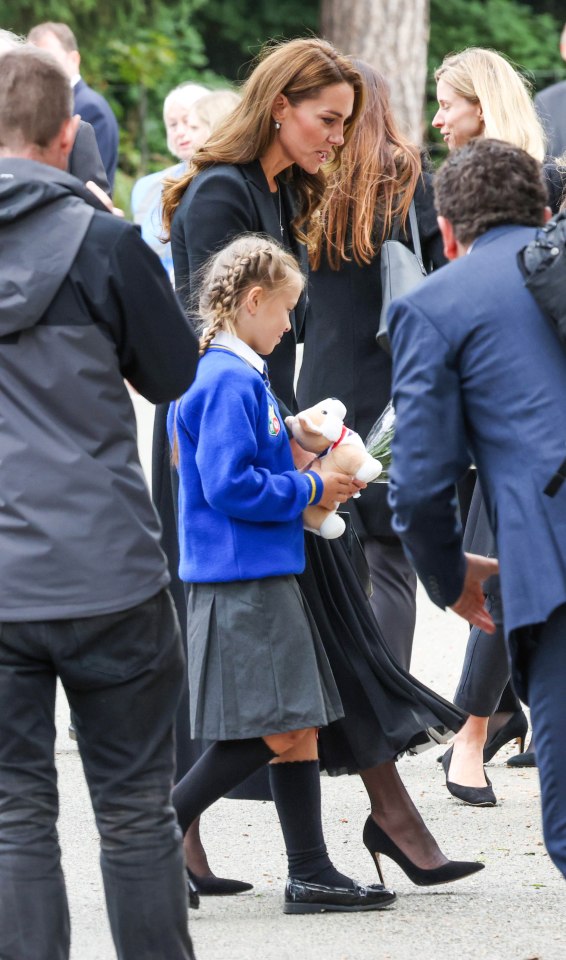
top-left (169, 234), bottom-right (395, 914)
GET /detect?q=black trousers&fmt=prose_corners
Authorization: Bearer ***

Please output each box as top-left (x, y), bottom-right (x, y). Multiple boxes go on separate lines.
top-left (454, 591), bottom-right (519, 716)
top-left (363, 536), bottom-right (417, 672)
top-left (0, 590), bottom-right (194, 960)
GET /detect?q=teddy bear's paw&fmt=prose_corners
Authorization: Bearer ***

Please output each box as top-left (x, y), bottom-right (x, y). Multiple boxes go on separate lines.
top-left (318, 513), bottom-right (346, 539)
top-left (356, 459), bottom-right (383, 483)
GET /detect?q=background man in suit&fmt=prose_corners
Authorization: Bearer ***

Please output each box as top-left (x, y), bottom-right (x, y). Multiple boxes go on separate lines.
top-left (0, 47), bottom-right (197, 959)
top-left (535, 21), bottom-right (566, 158)
top-left (28, 21), bottom-right (120, 190)
top-left (0, 28), bottom-right (110, 196)
top-left (387, 137), bottom-right (566, 879)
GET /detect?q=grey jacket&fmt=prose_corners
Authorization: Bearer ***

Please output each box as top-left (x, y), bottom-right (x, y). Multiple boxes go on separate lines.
top-left (0, 159), bottom-right (198, 621)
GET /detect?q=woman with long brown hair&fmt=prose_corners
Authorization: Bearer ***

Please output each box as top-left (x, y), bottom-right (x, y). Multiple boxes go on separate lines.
top-left (155, 39), bottom-right (481, 908)
top-left (302, 61), bottom-right (441, 674)
top-left (157, 38), bottom-right (394, 914)
top-left (299, 59), bottom-right (484, 885)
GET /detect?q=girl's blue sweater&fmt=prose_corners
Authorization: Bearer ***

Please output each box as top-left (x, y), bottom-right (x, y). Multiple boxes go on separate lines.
top-left (170, 347), bottom-right (323, 583)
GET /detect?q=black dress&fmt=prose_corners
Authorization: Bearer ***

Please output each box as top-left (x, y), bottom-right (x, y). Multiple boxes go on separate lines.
top-left (302, 534), bottom-right (464, 775)
top-left (154, 159), bottom-right (465, 793)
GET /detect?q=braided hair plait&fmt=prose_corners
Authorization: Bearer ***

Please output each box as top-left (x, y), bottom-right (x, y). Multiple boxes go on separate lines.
top-left (197, 235), bottom-right (303, 353)
top-left (173, 235), bottom-right (303, 466)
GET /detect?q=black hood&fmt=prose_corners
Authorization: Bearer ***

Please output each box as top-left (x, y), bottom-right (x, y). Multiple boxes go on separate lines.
top-left (0, 158), bottom-right (105, 336)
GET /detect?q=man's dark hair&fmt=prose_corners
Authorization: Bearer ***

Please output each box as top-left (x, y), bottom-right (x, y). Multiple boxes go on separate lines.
top-left (434, 138), bottom-right (547, 246)
top-left (27, 22), bottom-right (78, 52)
top-left (0, 48), bottom-right (72, 151)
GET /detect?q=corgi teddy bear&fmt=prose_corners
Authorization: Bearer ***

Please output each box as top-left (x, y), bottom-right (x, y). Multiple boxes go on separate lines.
top-left (285, 398), bottom-right (382, 538)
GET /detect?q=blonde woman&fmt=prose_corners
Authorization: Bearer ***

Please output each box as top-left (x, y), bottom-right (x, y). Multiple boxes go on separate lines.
top-left (433, 47), bottom-right (545, 159)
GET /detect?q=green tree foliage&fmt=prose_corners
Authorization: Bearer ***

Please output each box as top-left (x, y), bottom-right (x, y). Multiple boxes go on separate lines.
top-left (427, 0), bottom-right (563, 152)
top-left (191, 0), bottom-right (319, 79)
top-left (429, 0), bottom-right (561, 75)
top-left (5, 0), bottom-right (212, 175)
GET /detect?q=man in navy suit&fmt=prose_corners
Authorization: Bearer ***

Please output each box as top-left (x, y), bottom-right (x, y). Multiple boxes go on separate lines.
top-left (388, 137), bottom-right (566, 878)
top-left (28, 21), bottom-right (119, 190)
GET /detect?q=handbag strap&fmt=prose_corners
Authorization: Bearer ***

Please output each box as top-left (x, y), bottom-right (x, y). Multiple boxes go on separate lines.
top-left (389, 199), bottom-right (424, 263)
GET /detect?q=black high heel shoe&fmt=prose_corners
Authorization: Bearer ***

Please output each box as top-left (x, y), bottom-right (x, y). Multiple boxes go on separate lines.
top-left (436, 710), bottom-right (529, 765)
top-left (441, 746), bottom-right (497, 807)
top-left (483, 711), bottom-right (528, 763)
top-left (186, 867), bottom-right (253, 896)
top-left (362, 816), bottom-right (484, 887)
top-left (186, 872), bottom-right (200, 910)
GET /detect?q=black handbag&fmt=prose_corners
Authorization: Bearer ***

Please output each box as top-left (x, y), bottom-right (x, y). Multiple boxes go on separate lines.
top-left (376, 199), bottom-right (427, 354)
top-left (517, 211), bottom-right (566, 347)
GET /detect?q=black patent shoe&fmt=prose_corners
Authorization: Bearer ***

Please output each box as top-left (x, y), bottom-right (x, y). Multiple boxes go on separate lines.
top-left (186, 872), bottom-right (200, 910)
top-left (442, 747), bottom-right (497, 807)
top-left (187, 867), bottom-right (253, 896)
top-left (283, 877), bottom-right (396, 914)
top-left (362, 816), bottom-right (484, 886)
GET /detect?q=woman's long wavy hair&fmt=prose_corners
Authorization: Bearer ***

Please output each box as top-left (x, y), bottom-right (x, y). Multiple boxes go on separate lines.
top-left (435, 48), bottom-right (546, 162)
top-left (310, 60), bottom-right (421, 270)
top-left (161, 37), bottom-right (364, 241)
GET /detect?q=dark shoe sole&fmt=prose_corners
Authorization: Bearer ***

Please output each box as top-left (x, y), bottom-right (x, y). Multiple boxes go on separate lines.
top-left (449, 795), bottom-right (497, 808)
top-left (283, 895), bottom-right (396, 914)
top-left (442, 749), bottom-right (497, 806)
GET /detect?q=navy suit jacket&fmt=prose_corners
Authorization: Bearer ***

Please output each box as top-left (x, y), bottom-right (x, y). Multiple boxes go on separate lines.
top-left (73, 78), bottom-right (119, 190)
top-left (387, 224), bottom-right (566, 637)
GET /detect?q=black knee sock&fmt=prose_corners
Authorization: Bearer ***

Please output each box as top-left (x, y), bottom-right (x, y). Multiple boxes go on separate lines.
top-left (268, 759), bottom-right (354, 888)
top-left (173, 738), bottom-right (275, 834)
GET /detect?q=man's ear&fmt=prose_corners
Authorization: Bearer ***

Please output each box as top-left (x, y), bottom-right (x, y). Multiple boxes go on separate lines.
top-left (437, 215), bottom-right (459, 261)
top-left (61, 114), bottom-right (81, 157)
top-left (543, 205), bottom-right (553, 223)
top-left (271, 93), bottom-right (289, 125)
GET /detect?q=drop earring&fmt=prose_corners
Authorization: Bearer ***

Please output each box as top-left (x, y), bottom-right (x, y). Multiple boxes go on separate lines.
top-left (274, 121), bottom-right (281, 130)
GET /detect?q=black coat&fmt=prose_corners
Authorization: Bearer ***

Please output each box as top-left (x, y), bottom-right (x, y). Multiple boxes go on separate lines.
top-left (170, 159), bottom-right (308, 412)
top-left (73, 79), bottom-right (119, 190)
top-left (297, 173), bottom-right (446, 539)
top-left (68, 121), bottom-right (110, 196)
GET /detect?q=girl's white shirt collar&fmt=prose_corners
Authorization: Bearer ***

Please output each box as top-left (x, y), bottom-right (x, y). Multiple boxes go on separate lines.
top-left (211, 331), bottom-right (265, 375)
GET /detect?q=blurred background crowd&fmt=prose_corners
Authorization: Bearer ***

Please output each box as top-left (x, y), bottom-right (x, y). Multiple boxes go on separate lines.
top-left (4, 0), bottom-right (566, 212)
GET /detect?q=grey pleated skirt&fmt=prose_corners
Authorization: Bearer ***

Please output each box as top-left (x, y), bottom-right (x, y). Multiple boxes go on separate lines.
top-left (186, 575), bottom-right (344, 740)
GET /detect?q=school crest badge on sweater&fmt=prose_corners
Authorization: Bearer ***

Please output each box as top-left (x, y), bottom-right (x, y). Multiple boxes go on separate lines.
top-left (268, 402), bottom-right (281, 436)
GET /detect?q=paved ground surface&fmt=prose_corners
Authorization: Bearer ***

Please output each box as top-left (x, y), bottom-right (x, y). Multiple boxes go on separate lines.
top-left (54, 397), bottom-right (566, 960)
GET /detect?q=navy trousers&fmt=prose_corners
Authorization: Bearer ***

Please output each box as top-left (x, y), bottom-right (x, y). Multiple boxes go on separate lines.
top-left (519, 601), bottom-right (566, 878)
top-left (0, 589), bottom-right (195, 960)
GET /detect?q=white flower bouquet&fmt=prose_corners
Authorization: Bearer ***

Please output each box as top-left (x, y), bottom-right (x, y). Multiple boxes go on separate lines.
top-left (364, 400), bottom-right (395, 483)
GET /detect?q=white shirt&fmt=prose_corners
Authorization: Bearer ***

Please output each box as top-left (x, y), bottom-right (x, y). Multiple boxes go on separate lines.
top-left (211, 331), bottom-right (264, 375)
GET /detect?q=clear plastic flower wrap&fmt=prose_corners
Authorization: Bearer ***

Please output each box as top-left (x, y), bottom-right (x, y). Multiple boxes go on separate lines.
top-left (364, 400), bottom-right (395, 483)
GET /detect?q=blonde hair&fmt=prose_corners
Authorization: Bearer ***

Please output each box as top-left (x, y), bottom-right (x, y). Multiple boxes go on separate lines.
top-left (197, 234), bottom-right (304, 355)
top-left (311, 60), bottom-right (421, 270)
top-left (161, 37), bottom-right (364, 239)
top-left (171, 234), bottom-right (303, 465)
top-left (435, 47), bottom-right (546, 162)
top-left (190, 89), bottom-right (241, 137)
top-left (163, 81), bottom-right (208, 121)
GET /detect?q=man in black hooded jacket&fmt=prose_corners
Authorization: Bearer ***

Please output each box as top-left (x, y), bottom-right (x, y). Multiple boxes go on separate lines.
top-left (0, 47), bottom-right (198, 960)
